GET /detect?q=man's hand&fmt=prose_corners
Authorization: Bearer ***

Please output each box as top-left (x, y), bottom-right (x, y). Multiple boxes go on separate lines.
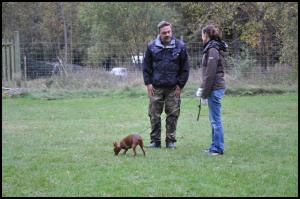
top-left (201, 98), bottom-right (208, 106)
top-left (195, 88), bottom-right (202, 97)
top-left (175, 85), bottom-right (181, 97)
top-left (146, 84), bottom-right (154, 96)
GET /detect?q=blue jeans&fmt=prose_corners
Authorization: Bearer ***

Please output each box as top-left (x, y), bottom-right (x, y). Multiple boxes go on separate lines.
top-left (207, 89), bottom-right (225, 153)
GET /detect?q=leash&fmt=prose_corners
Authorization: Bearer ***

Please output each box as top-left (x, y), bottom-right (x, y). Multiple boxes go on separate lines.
top-left (196, 98), bottom-right (201, 121)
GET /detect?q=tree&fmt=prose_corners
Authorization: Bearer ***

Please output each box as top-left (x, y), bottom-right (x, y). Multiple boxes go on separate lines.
top-left (78, 2), bottom-right (178, 68)
top-left (172, 2), bottom-right (298, 70)
top-left (2, 2), bottom-right (297, 71)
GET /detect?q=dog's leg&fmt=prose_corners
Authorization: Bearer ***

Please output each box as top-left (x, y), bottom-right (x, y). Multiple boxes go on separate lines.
top-left (123, 149), bottom-right (128, 155)
top-left (132, 144), bottom-right (138, 157)
top-left (139, 141), bottom-right (146, 156)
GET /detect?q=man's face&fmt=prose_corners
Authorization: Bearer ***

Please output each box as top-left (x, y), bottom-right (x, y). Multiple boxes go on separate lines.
top-left (159, 25), bottom-right (172, 43)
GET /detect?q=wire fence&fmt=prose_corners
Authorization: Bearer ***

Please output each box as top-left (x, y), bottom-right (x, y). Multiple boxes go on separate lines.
top-left (18, 41), bottom-right (297, 83)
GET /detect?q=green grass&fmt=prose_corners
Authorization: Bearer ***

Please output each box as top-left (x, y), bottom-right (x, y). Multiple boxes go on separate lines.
top-left (2, 92), bottom-right (298, 196)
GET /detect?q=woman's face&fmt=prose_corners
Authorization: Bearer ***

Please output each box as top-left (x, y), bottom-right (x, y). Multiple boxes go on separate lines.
top-left (202, 31), bottom-right (209, 44)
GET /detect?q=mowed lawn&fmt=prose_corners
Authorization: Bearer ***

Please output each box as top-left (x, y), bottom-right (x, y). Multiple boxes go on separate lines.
top-left (2, 93), bottom-right (298, 197)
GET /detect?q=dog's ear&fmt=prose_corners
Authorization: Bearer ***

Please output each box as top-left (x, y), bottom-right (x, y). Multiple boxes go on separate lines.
top-left (113, 142), bottom-right (117, 147)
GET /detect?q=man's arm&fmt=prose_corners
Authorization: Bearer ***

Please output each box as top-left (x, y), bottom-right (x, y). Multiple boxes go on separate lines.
top-left (142, 46), bottom-right (153, 86)
top-left (143, 45), bottom-right (154, 96)
top-left (177, 46), bottom-right (190, 89)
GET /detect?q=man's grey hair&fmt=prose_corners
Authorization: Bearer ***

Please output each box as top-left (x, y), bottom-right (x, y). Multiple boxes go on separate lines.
top-left (157, 21), bottom-right (172, 30)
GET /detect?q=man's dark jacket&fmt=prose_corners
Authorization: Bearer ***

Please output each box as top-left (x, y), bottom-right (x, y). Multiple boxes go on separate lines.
top-left (143, 35), bottom-right (190, 89)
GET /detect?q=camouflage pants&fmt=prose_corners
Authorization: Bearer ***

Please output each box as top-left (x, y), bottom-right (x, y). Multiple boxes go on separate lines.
top-left (148, 86), bottom-right (181, 144)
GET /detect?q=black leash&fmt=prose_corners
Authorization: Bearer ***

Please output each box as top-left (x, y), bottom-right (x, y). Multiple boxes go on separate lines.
top-left (196, 98), bottom-right (201, 121)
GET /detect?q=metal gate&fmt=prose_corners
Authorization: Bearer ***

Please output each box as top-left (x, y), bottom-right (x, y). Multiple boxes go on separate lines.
top-left (2, 31), bottom-right (21, 81)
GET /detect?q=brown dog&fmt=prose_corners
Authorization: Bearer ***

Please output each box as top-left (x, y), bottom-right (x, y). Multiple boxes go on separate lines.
top-left (113, 134), bottom-right (146, 157)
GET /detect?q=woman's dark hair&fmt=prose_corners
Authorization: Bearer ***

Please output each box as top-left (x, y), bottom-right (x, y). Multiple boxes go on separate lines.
top-left (202, 25), bottom-right (222, 41)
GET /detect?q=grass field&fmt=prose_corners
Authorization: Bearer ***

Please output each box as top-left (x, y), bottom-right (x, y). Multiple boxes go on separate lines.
top-left (2, 92), bottom-right (298, 197)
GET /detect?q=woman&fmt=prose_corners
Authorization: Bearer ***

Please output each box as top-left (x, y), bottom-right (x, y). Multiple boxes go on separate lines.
top-left (196, 25), bottom-right (228, 155)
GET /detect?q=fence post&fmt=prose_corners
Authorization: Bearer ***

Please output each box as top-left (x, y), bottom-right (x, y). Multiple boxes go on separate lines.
top-left (2, 39), bottom-right (6, 81)
top-left (5, 39), bottom-right (11, 81)
top-left (24, 56), bottom-right (27, 81)
top-left (14, 31), bottom-right (21, 82)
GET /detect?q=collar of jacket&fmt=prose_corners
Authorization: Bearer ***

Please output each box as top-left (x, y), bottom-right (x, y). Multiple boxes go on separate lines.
top-left (155, 35), bottom-right (176, 49)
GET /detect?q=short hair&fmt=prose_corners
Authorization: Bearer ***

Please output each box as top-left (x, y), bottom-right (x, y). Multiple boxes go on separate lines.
top-left (157, 21), bottom-right (172, 31)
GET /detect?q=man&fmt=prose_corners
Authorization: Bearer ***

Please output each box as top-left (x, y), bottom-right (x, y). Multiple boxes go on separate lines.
top-left (143, 21), bottom-right (190, 149)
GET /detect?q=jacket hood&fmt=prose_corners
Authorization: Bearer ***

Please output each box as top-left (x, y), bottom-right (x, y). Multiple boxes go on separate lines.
top-left (203, 39), bottom-right (228, 54)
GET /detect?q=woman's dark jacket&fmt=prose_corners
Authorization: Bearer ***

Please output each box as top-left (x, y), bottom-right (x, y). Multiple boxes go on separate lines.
top-left (200, 39), bottom-right (228, 99)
